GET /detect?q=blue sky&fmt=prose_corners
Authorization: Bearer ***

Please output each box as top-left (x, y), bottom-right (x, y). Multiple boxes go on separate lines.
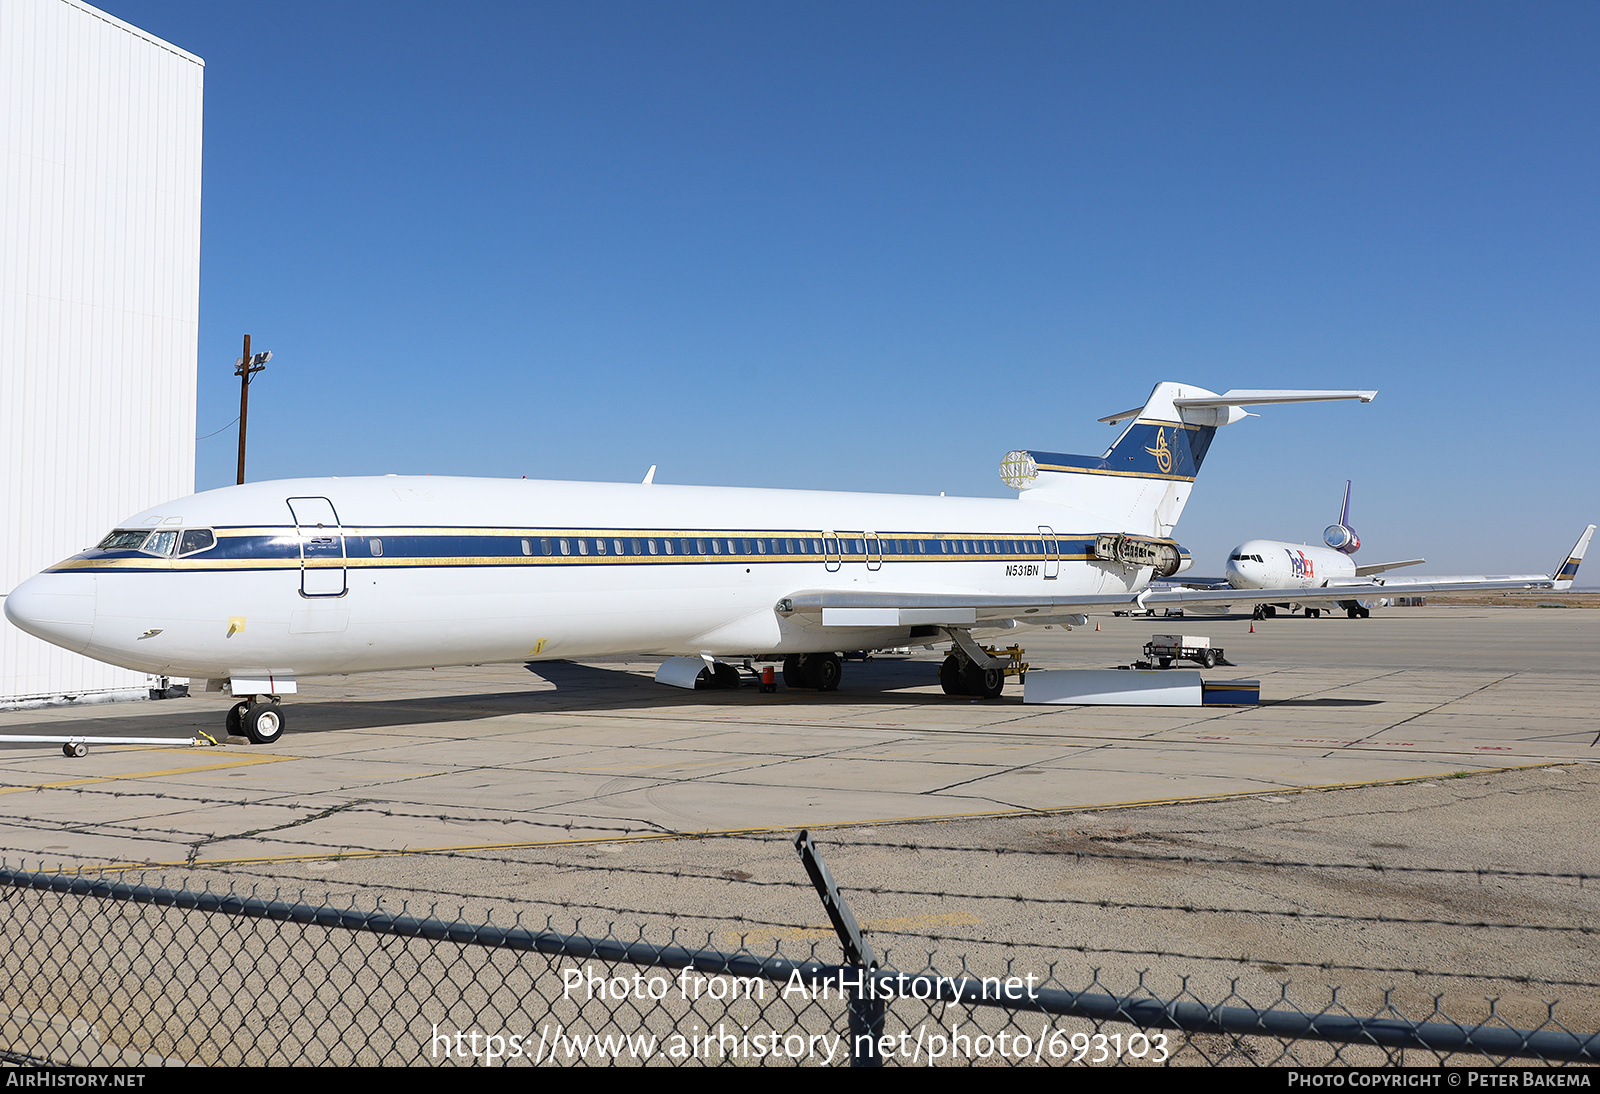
top-left (99, 1), bottom-right (1599, 574)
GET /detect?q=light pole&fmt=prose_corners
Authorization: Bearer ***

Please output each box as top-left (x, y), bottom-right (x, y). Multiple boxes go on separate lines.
top-left (234, 334), bottom-right (272, 485)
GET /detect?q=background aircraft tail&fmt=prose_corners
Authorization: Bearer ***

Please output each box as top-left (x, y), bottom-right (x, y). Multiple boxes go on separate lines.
top-left (1323, 480), bottom-right (1361, 553)
top-left (1003, 383), bottom-right (1375, 538)
top-left (1552, 525), bottom-right (1595, 590)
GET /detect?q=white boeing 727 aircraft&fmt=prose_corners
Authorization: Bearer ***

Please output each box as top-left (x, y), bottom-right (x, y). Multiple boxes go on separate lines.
top-left (3, 382), bottom-right (1575, 745)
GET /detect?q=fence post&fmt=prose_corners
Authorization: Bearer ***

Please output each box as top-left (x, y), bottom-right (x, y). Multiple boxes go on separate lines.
top-left (794, 829), bottom-right (884, 1066)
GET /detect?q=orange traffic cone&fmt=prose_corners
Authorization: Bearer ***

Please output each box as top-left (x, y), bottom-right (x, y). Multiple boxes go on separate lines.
top-left (1249, 621), bottom-right (1255, 633)
top-left (1095, 621), bottom-right (1101, 631)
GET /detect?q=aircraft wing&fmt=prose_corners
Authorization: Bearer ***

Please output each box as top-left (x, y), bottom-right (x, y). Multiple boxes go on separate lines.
top-left (1128, 578), bottom-right (1553, 611)
top-left (781, 577), bottom-right (1557, 627)
top-left (785, 525), bottom-right (1590, 626)
top-left (1353, 558), bottom-right (1425, 577)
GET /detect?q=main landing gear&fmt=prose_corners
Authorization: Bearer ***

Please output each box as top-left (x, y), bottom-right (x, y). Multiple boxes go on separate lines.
top-left (939, 631), bottom-right (1027, 699)
top-left (782, 652), bottom-right (843, 691)
top-left (939, 654), bottom-right (1004, 699)
top-left (226, 697), bottom-right (287, 745)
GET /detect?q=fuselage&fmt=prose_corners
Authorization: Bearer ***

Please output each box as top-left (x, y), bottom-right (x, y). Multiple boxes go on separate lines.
top-left (1224, 539), bottom-right (1357, 590)
top-left (6, 475), bottom-right (1156, 684)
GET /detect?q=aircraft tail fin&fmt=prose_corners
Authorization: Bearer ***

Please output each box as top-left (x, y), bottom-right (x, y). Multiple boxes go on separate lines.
top-left (1004, 384), bottom-right (1376, 537)
top-left (1323, 480), bottom-right (1361, 553)
top-left (1552, 525), bottom-right (1595, 590)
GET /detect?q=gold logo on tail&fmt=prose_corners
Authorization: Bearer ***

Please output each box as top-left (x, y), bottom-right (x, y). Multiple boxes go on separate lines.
top-left (1144, 428), bottom-right (1172, 474)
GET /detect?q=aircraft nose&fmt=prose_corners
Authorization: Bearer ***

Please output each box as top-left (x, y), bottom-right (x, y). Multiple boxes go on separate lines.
top-left (3, 572), bottom-right (96, 654)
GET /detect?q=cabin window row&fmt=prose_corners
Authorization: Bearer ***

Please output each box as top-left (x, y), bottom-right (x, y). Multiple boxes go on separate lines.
top-left (507, 536), bottom-right (1054, 559)
top-left (97, 528), bottom-right (1057, 561)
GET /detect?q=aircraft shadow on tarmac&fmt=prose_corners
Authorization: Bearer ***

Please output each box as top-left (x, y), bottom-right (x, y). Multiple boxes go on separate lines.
top-left (0, 659), bottom-right (1398, 745)
top-left (0, 658), bottom-right (1004, 743)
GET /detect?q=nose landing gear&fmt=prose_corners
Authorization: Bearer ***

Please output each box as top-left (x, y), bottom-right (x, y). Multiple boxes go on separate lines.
top-left (227, 697), bottom-right (286, 744)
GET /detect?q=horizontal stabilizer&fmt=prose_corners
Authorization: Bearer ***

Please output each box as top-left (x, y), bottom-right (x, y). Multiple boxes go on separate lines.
top-left (1098, 387), bottom-right (1375, 424)
top-left (1170, 389), bottom-right (1377, 408)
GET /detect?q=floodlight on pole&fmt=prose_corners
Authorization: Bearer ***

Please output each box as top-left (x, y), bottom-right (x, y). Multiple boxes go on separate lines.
top-left (234, 334), bottom-right (272, 485)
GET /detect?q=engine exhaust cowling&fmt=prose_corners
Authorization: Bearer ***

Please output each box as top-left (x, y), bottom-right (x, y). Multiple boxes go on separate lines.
top-left (1323, 523), bottom-right (1360, 554)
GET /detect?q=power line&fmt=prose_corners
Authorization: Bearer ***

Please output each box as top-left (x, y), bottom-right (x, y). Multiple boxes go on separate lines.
top-left (196, 415), bottom-right (240, 441)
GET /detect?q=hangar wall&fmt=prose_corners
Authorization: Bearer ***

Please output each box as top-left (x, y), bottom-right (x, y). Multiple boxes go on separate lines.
top-left (1, 0), bottom-right (203, 702)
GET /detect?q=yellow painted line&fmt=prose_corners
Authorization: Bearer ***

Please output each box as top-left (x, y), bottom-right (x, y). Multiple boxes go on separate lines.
top-left (0, 751), bottom-right (294, 795)
top-left (1031, 465), bottom-right (1197, 482)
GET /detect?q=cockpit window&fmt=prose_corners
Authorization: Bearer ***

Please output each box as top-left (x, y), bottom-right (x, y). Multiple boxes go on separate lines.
top-left (141, 530), bottom-right (179, 557)
top-left (178, 529), bottom-right (216, 556)
top-left (98, 529), bottom-right (149, 551)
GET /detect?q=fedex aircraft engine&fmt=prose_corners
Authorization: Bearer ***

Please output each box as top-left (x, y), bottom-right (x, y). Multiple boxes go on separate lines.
top-left (1323, 522), bottom-right (1360, 553)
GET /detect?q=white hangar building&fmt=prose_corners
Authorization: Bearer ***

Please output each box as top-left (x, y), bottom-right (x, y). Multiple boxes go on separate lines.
top-left (2, 0), bottom-right (202, 703)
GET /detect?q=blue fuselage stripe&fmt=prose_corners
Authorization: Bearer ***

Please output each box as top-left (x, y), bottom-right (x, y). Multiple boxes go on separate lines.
top-left (53, 529), bottom-right (1113, 573)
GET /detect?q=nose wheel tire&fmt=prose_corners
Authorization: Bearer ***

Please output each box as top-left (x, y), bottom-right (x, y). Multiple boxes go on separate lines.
top-left (242, 702), bottom-right (285, 745)
top-left (62, 742), bottom-right (87, 759)
top-left (226, 701), bottom-right (248, 737)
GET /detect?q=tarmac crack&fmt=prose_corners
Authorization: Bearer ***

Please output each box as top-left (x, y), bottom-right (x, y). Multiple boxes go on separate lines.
top-left (1341, 672), bottom-right (1518, 754)
top-left (184, 798), bottom-right (374, 865)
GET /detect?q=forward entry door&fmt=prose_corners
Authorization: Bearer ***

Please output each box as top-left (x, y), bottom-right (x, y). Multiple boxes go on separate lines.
top-left (288, 497), bottom-right (347, 597)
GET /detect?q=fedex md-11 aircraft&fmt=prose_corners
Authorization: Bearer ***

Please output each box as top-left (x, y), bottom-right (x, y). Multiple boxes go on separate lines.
top-left (1223, 481), bottom-right (1594, 619)
top-left (3, 382), bottom-right (1575, 746)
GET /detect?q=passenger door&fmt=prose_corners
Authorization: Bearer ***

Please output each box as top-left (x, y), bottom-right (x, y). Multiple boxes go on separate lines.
top-left (288, 497), bottom-right (347, 597)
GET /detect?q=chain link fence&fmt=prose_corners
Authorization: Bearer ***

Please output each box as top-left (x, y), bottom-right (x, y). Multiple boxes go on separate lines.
top-left (0, 860), bottom-right (1596, 1067)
